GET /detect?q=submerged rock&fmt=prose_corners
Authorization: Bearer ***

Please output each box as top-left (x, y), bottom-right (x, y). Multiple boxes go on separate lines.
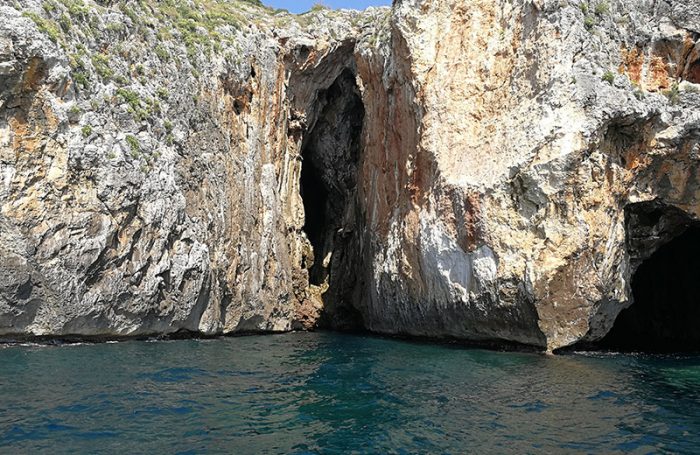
top-left (0, 0), bottom-right (697, 351)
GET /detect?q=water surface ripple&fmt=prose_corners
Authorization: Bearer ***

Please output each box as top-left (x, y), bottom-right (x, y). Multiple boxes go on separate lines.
top-left (0, 332), bottom-right (698, 454)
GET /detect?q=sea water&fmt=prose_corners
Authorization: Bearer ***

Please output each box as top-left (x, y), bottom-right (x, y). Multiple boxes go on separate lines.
top-left (0, 332), bottom-right (698, 454)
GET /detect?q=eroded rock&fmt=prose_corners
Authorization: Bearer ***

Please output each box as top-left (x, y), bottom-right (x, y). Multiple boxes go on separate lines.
top-left (0, 0), bottom-right (698, 352)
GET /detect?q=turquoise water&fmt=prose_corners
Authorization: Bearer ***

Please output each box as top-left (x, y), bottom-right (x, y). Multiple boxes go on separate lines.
top-left (1, 332), bottom-right (699, 454)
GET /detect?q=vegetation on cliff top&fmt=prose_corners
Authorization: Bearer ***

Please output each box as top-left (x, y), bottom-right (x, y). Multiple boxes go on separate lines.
top-left (13, 0), bottom-right (387, 174)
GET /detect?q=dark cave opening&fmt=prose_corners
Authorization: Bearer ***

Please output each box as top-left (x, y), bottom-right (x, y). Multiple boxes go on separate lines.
top-left (300, 153), bottom-right (330, 286)
top-left (598, 206), bottom-right (700, 352)
top-left (298, 68), bottom-right (366, 328)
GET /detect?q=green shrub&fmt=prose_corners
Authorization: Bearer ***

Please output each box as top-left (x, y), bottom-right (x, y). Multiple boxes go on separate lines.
top-left (594, 1), bottom-right (610, 16)
top-left (58, 13), bottom-right (71, 31)
top-left (663, 83), bottom-right (680, 104)
top-left (154, 45), bottom-right (170, 62)
top-left (116, 88), bottom-right (151, 121)
top-left (147, 98), bottom-right (161, 115)
top-left (584, 15), bottom-right (596, 30)
top-left (120, 4), bottom-right (139, 24)
top-left (68, 53), bottom-right (85, 70)
top-left (23, 11), bottom-right (62, 43)
top-left (62, 0), bottom-right (89, 16)
top-left (118, 88), bottom-right (152, 120)
top-left (126, 135), bottom-right (140, 157)
top-left (91, 53), bottom-right (113, 79)
top-left (116, 88), bottom-right (140, 110)
top-left (310, 2), bottom-right (328, 12)
top-left (105, 22), bottom-right (125, 32)
top-left (81, 125), bottom-right (92, 137)
top-left (602, 71), bottom-right (615, 85)
top-left (157, 87), bottom-right (169, 99)
top-left (73, 71), bottom-right (89, 89)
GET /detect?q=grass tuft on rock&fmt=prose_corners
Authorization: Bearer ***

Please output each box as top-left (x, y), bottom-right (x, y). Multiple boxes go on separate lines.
top-left (126, 135), bottom-right (141, 157)
top-left (602, 71), bottom-right (615, 85)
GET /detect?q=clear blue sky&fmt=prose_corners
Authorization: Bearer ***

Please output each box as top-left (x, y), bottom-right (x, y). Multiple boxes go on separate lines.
top-left (263, 0), bottom-right (391, 14)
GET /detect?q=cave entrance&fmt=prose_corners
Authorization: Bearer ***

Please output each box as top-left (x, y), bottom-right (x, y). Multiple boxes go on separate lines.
top-left (299, 68), bottom-right (365, 328)
top-left (599, 202), bottom-right (700, 352)
top-left (300, 150), bottom-right (329, 286)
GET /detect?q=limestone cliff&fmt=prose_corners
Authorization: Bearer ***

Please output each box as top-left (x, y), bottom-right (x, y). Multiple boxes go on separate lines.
top-left (1, 0), bottom-right (698, 351)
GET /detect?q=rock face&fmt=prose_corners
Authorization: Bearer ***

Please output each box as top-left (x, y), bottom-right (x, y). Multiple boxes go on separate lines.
top-left (0, 0), bottom-right (698, 351)
top-left (0, 0), bottom-right (386, 338)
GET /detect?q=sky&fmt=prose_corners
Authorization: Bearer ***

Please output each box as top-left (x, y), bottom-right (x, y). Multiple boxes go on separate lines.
top-left (263, 0), bottom-right (391, 14)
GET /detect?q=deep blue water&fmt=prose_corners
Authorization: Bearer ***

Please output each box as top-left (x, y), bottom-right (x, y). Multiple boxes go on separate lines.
top-left (0, 332), bottom-right (699, 454)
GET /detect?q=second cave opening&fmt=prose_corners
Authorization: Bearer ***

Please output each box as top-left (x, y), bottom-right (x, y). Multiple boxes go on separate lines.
top-left (598, 204), bottom-right (700, 352)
